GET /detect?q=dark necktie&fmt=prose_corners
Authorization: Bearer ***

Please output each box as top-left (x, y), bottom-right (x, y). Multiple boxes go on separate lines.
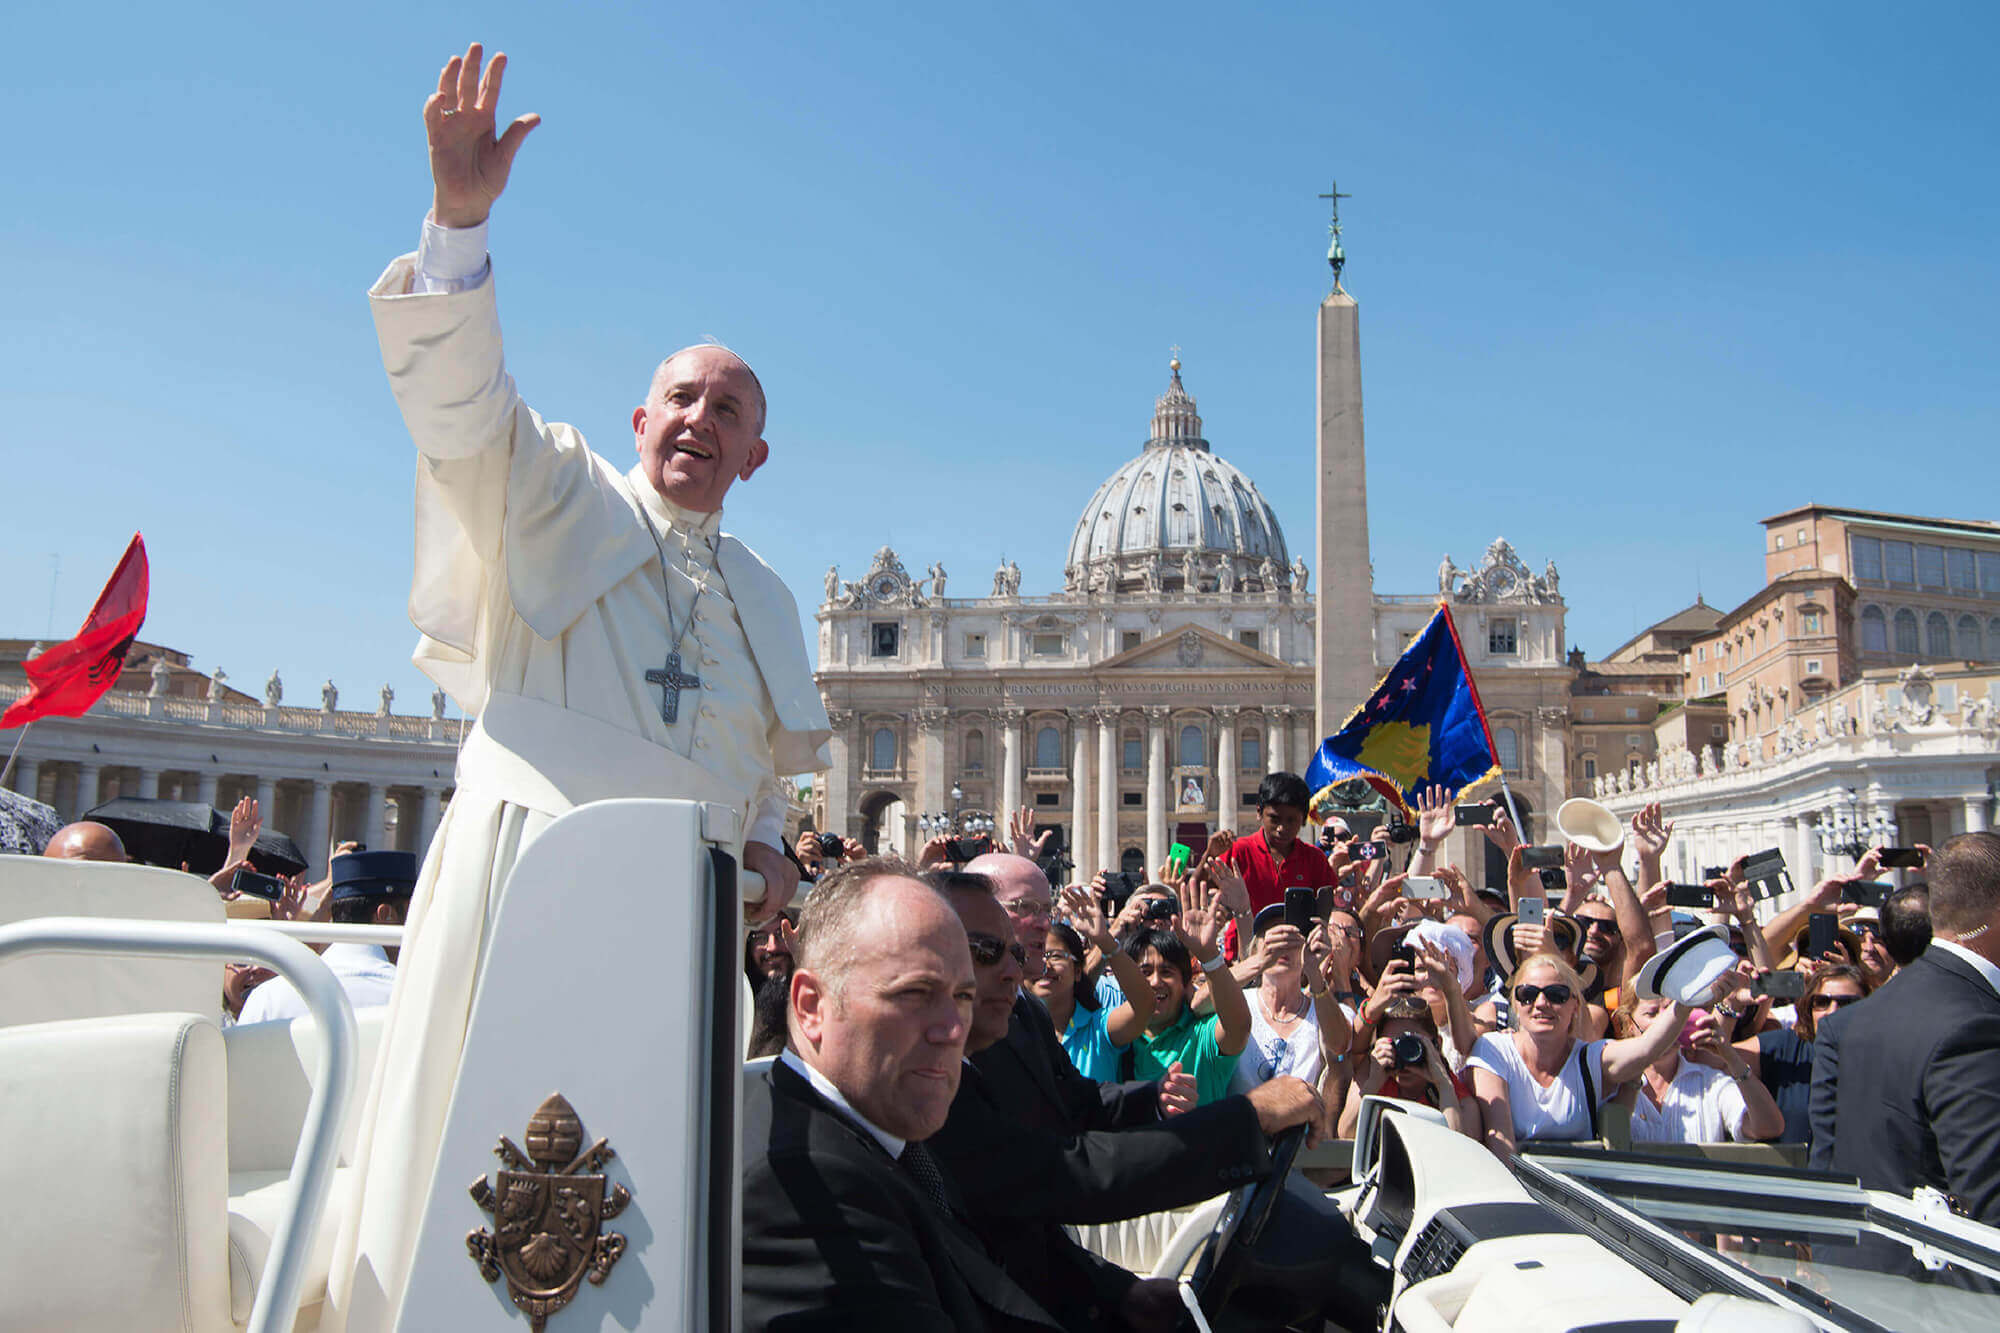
top-left (899, 1139), bottom-right (954, 1215)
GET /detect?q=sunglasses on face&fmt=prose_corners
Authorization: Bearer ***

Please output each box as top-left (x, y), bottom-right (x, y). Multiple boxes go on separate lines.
top-left (1810, 993), bottom-right (1863, 1012)
top-left (966, 933), bottom-right (1027, 968)
top-left (1514, 983), bottom-right (1573, 1007)
top-left (1579, 917), bottom-right (1618, 935)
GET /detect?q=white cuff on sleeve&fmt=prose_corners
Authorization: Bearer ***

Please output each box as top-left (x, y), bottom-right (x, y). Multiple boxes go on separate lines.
top-left (415, 214), bottom-right (492, 293)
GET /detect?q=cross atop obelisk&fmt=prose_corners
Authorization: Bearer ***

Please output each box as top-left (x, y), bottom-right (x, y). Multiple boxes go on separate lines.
top-left (1318, 181), bottom-right (1351, 291)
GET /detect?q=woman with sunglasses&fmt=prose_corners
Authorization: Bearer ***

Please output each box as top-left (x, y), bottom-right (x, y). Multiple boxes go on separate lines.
top-left (1726, 963), bottom-right (1873, 1146)
top-left (1033, 887), bottom-right (1155, 1081)
top-left (1228, 905), bottom-right (1348, 1096)
top-left (1466, 953), bottom-right (1702, 1161)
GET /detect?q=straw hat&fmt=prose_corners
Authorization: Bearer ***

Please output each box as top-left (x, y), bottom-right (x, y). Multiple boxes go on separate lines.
top-left (1482, 911), bottom-right (1599, 993)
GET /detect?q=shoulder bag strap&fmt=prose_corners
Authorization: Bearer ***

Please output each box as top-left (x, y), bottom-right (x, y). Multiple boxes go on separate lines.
top-left (1577, 1041), bottom-right (1600, 1143)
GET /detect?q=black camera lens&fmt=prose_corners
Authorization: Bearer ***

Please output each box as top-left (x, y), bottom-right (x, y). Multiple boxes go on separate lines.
top-left (1384, 821), bottom-right (1418, 844)
top-left (817, 833), bottom-right (844, 856)
top-left (1390, 1031), bottom-right (1427, 1068)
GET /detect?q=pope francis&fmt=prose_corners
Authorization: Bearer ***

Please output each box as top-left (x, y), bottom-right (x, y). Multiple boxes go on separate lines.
top-left (322, 43), bottom-right (829, 1331)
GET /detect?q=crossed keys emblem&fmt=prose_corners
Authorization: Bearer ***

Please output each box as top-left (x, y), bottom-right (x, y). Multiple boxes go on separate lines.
top-left (468, 1094), bottom-right (630, 1330)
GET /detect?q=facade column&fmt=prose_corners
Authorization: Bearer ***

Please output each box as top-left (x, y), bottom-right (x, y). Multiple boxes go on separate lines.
top-left (1095, 709), bottom-right (1118, 877)
top-left (915, 710), bottom-right (948, 821)
top-left (824, 709), bottom-right (853, 838)
top-left (136, 766), bottom-right (160, 799)
top-left (1070, 718), bottom-right (1093, 876)
top-left (1216, 706), bottom-right (1240, 833)
top-left (1267, 707), bottom-right (1289, 776)
top-left (1294, 716), bottom-right (1314, 777)
top-left (7, 756), bottom-right (37, 799)
top-left (196, 769), bottom-right (220, 810)
top-left (305, 780), bottom-right (333, 876)
top-left (1145, 707), bottom-right (1169, 874)
top-left (419, 785), bottom-right (444, 854)
top-left (1000, 709), bottom-right (1025, 836)
top-left (256, 774), bottom-right (277, 817)
top-left (1966, 795), bottom-right (1992, 835)
top-left (74, 762), bottom-right (102, 819)
top-left (363, 783), bottom-right (388, 849)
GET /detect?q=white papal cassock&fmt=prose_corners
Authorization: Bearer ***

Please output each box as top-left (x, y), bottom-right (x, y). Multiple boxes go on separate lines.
top-left (322, 221), bottom-right (829, 1332)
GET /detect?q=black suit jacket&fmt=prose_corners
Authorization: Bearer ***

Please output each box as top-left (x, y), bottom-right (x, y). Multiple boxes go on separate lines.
top-left (1829, 947), bottom-right (2000, 1223)
top-left (743, 1061), bottom-right (1066, 1332)
top-left (1805, 1004), bottom-right (1848, 1173)
top-left (969, 994), bottom-right (1159, 1135)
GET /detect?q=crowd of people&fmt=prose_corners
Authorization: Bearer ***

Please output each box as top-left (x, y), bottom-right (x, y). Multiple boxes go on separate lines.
top-left (741, 764), bottom-right (2000, 1327)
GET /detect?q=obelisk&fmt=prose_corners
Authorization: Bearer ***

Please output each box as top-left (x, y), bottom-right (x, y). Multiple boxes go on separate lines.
top-left (1313, 184), bottom-right (1377, 745)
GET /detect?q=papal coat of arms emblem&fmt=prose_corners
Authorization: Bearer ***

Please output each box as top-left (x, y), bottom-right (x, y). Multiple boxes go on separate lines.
top-left (467, 1093), bottom-right (630, 1330)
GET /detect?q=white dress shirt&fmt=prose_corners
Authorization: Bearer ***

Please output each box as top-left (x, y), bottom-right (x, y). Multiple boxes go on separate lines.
top-left (239, 943), bottom-right (399, 1026)
top-left (778, 1049), bottom-right (906, 1160)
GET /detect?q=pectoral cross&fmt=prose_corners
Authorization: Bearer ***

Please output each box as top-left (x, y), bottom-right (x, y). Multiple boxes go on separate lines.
top-left (645, 650), bottom-right (703, 724)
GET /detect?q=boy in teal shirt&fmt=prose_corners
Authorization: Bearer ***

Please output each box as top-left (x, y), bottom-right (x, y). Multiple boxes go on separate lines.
top-left (1123, 873), bottom-right (1251, 1105)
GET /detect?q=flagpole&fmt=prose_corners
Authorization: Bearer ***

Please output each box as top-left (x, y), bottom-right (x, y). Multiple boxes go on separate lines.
top-left (0, 723), bottom-right (31, 792)
top-left (1493, 765), bottom-right (1528, 843)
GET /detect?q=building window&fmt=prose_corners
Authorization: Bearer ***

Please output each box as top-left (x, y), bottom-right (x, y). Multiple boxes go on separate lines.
top-left (963, 632), bottom-right (986, 658)
top-left (1698, 674), bottom-right (1708, 692)
top-left (1624, 706), bottom-right (1639, 720)
top-left (1580, 706), bottom-right (1594, 720)
top-left (1495, 726), bottom-right (1520, 772)
top-left (1625, 733), bottom-right (1645, 747)
top-left (1033, 792), bottom-right (1059, 807)
top-left (1240, 730), bottom-right (1262, 770)
top-left (1991, 618), bottom-right (2000, 657)
top-left (1582, 756), bottom-right (1597, 780)
top-left (1034, 726), bottom-right (1062, 769)
top-left (1031, 632), bottom-right (1064, 656)
top-left (1927, 611), bottom-right (1952, 658)
top-left (964, 729), bottom-right (985, 770)
top-left (1798, 527), bottom-right (1808, 544)
top-left (1894, 609), bottom-right (1920, 655)
top-left (1774, 534), bottom-right (1785, 550)
top-left (1950, 547), bottom-right (1978, 592)
top-left (1805, 659), bottom-right (1822, 675)
top-left (1982, 553), bottom-right (2000, 597)
top-left (1711, 724), bottom-right (1726, 739)
top-left (1488, 618), bottom-right (1517, 655)
top-left (871, 622), bottom-right (900, 657)
top-left (1122, 731), bottom-right (1142, 771)
top-left (1957, 616), bottom-right (1983, 660)
top-left (1121, 630), bottom-right (1143, 653)
top-left (1861, 605), bottom-right (1888, 652)
top-left (1122, 791), bottom-right (1143, 807)
top-left (1178, 724), bottom-right (1204, 767)
top-left (869, 727), bottom-right (897, 771)
top-left (1918, 544), bottom-right (1948, 589)
top-left (1235, 629), bottom-right (1261, 652)
top-left (1885, 540), bottom-right (1916, 586)
top-left (1850, 536), bottom-right (1883, 583)
top-left (1697, 645), bottom-right (1706, 661)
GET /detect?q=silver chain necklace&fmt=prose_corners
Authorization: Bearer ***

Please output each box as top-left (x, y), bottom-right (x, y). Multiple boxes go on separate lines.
top-left (634, 498), bottom-right (714, 725)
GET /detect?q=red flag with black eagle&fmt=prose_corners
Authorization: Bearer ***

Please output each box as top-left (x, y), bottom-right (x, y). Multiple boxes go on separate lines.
top-left (3, 534), bottom-right (150, 729)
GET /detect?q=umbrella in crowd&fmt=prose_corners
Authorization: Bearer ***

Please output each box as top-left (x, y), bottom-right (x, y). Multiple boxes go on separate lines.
top-left (82, 797), bottom-right (308, 876)
top-left (0, 787), bottom-right (64, 856)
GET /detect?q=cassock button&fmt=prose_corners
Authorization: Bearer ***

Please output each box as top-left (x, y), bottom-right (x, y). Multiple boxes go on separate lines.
top-left (697, 737), bottom-right (710, 749)
top-left (700, 705), bottom-right (715, 720)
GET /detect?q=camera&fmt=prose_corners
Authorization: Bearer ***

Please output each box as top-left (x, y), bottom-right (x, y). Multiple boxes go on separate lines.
top-left (1383, 821), bottom-right (1419, 845)
top-left (1142, 895), bottom-right (1179, 922)
top-left (1520, 844), bottom-right (1564, 871)
top-left (945, 835), bottom-right (990, 862)
top-left (1390, 1031), bottom-right (1427, 1068)
top-left (816, 832), bottom-right (845, 858)
top-left (230, 867), bottom-right (286, 902)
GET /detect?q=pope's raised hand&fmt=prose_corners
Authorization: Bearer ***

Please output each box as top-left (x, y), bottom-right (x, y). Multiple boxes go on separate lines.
top-left (427, 43), bottom-right (541, 229)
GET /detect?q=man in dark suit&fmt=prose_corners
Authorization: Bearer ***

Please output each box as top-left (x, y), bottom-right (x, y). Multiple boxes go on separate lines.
top-left (926, 872), bottom-right (1323, 1332)
top-left (742, 859), bottom-right (1064, 1331)
top-left (962, 853), bottom-right (1189, 1131)
top-left (1829, 832), bottom-right (2000, 1224)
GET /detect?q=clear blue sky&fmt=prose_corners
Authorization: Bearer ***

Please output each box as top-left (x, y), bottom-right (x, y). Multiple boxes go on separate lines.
top-left (6, 3), bottom-right (1996, 714)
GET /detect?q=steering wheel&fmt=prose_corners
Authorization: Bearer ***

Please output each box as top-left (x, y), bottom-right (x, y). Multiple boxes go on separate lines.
top-left (1187, 1121), bottom-right (1309, 1317)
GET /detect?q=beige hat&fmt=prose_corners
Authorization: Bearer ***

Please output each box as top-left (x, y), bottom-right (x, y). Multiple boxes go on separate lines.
top-left (1556, 797), bottom-right (1625, 854)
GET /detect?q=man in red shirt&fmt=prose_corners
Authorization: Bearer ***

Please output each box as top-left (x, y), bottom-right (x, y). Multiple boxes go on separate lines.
top-left (1225, 772), bottom-right (1338, 914)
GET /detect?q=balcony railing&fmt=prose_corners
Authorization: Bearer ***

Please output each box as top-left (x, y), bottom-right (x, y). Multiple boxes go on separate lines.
top-left (0, 682), bottom-right (463, 748)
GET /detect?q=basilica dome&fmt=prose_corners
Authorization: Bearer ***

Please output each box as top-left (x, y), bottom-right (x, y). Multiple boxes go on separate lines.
top-left (1063, 359), bottom-right (1290, 591)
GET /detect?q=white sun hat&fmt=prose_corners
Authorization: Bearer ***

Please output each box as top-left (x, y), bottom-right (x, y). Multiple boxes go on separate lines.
top-left (1556, 797), bottom-right (1626, 854)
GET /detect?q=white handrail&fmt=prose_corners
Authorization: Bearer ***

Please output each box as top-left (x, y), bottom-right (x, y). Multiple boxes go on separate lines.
top-left (0, 916), bottom-right (357, 1333)
top-left (238, 920), bottom-right (405, 947)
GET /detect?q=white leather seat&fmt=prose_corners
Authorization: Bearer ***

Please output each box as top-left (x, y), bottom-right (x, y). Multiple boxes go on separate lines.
top-left (0, 1011), bottom-right (232, 1333)
top-left (222, 1007), bottom-right (386, 1324)
top-left (0, 858), bottom-right (226, 1026)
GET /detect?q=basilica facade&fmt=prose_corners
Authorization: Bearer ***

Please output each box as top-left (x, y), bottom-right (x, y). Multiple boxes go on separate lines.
top-left (810, 361), bottom-right (1574, 880)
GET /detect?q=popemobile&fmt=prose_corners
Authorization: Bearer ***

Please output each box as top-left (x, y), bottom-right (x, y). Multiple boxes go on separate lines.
top-left (4, 796), bottom-right (1999, 1333)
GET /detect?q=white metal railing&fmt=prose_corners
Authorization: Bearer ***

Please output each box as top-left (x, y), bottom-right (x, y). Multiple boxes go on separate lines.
top-left (0, 916), bottom-right (357, 1333)
top-left (0, 681), bottom-right (466, 748)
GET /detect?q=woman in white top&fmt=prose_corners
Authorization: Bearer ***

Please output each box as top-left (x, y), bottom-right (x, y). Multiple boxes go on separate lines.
top-left (1613, 992), bottom-right (1784, 1144)
top-left (1229, 905), bottom-right (1350, 1096)
top-left (1466, 953), bottom-right (1693, 1161)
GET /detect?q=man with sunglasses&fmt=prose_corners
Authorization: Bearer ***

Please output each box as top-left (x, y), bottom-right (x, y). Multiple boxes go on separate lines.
top-left (924, 870), bottom-right (1330, 1333)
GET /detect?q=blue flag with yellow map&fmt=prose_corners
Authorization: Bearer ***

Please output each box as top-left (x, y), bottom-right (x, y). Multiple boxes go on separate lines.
top-left (1304, 601), bottom-right (1501, 819)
